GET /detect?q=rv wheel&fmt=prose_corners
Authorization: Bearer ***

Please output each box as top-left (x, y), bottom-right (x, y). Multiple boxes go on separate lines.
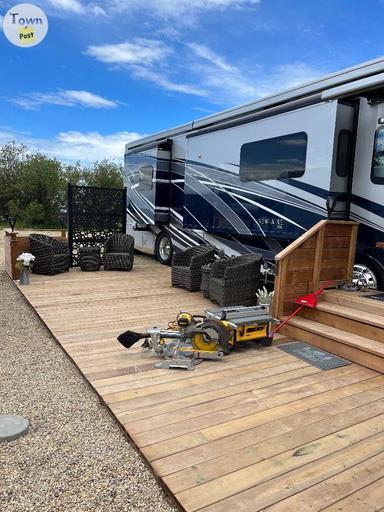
top-left (353, 260), bottom-right (384, 290)
top-left (155, 232), bottom-right (173, 265)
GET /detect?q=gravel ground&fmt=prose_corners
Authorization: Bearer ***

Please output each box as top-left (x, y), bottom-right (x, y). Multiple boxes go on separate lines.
top-left (0, 229), bottom-right (177, 512)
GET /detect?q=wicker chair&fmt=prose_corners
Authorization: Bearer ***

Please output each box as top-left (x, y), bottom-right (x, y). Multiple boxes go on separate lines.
top-left (200, 263), bottom-right (213, 298)
top-left (29, 234), bottom-right (71, 275)
top-left (104, 234), bottom-right (134, 271)
top-left (171, 245), bottom-right (215, 291)
top-left (209, 254), bottom-right (262, 306)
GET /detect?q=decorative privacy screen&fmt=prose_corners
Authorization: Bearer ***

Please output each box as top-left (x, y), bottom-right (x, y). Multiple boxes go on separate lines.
top-left (68, 184), bottom-right (127, 266)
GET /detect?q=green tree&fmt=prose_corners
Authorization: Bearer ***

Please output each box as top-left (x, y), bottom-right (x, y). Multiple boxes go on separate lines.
top-left (18, 152), bottom-right (64, 225)
top-left (5, 198), bottom-right (22, 217)
top-left (23, 199), bottom-right (46, 225)
top-left (62, 161), bottom-right (85, 186)
top-left (0, 141), bottom-right (125, 227)
top-left (0, 141), bottom-right (27, 216)
top-left (85, 159), bottom-right (124, 189)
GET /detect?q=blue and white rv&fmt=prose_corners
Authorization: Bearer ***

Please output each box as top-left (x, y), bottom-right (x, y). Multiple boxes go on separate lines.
top-left (124, 57), bottom-right (384, 289)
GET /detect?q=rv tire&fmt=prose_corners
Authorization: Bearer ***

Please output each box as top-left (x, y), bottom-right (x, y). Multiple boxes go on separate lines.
top-left (354, 258), bottom-right (384, 291)
top-left (155, 232), bottom-right (173, 265)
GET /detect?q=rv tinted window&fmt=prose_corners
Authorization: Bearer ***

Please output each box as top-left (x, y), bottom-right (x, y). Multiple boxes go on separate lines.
top-left (336, 130), bottom-right (352, 178)
top-left (138, 165), bottom-right (154, 192)
top-left (372, 127), bottom-right (384, 184)
top-left (239, 132), bottom-right (307, 182)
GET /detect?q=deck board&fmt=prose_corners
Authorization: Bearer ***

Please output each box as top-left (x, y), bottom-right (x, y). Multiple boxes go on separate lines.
top-left (15, 254), bottom-right (384, 511)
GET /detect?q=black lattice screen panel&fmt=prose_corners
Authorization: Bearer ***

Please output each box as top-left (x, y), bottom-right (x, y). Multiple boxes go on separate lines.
top-left (68, 184), bottom-right (127, 266)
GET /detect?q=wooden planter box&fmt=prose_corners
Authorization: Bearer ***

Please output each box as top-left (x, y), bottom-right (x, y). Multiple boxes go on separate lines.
top-left (4, 230), bottom-right (67, 280)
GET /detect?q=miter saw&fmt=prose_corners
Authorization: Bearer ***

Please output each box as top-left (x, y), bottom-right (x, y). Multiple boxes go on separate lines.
top-left (117, 305), bottom-right (275, 370)
top-left (117, 312), bottom-right (228, 370)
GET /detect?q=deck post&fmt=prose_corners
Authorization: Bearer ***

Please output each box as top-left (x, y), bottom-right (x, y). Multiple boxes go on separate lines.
top-left (4, 230), bottom-right (27, 280)
top-left (311, 226), bottom-right (325, 291)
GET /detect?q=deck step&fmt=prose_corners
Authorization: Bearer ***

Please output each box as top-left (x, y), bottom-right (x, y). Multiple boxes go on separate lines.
top-left (322, 289), bottom-right (384, 317)
top-left (298, 302), bottom-right (384, 343)
top-left (280, 316), bottom-right (384, 373)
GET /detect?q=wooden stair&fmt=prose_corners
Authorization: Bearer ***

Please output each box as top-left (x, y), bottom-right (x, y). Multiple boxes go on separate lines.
top-left (280, 290), bottom-right (384, 373)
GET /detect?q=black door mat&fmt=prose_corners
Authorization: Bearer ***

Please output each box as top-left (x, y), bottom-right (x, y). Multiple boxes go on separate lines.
top-left (277, 342), bottom-right (352, 370)
top-left (364, 292), bottom-right (384, 302)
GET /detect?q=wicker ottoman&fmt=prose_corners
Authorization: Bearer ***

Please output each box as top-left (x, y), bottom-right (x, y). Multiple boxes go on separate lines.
top-left (79, 246), bottom-right (101, 271)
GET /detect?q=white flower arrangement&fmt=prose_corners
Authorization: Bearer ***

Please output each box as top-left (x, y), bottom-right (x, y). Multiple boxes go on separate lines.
top-left (16, 252), bottom-right (35, 270)
top-left (256, 286), bottom-right (274, 306)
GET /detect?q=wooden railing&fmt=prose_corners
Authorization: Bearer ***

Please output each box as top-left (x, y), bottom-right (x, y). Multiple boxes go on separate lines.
top-left (271, 220), bottom-right (359, 318)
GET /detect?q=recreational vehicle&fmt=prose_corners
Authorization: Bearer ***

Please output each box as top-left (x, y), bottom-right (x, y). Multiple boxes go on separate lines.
top-left (124, 57), bottom-right (384, 290)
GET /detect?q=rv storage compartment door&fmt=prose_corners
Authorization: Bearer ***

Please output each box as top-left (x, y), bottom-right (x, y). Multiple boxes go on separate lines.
top-left (124, 141), bottom-right (171, 226)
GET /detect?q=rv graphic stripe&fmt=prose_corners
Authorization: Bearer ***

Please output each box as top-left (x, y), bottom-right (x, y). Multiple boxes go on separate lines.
top-left (185, 159), bottom-right (323, 237)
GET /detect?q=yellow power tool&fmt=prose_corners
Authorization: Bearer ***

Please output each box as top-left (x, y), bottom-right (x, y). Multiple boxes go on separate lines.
top-left (117, 306), bottom-right (274, 370)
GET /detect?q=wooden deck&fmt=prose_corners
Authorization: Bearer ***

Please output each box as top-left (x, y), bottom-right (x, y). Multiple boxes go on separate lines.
top-left (15, 254), bottom-right (384, 511)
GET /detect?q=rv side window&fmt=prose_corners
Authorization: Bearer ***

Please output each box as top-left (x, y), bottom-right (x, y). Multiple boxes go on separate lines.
top-left (239, 132), bottom-right (307, 182)
top-left (138, 165), bottom-right (154, 192)
top-left (335, 130), bottom-right (352, 178)
top-left (371, 127), bottom-right (384, 184)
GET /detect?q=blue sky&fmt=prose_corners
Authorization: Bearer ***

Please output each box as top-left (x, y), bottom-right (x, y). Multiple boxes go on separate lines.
top-left (0, 0), bottom-right (383, 163)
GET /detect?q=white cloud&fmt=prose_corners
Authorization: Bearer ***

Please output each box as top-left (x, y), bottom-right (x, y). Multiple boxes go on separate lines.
top-left (193, 106), bottom-right (217, 114)
top-left (197, 59), bottom-right (323, 105)
top-left (198, 66), bottom-right (258, 103)
top-left (109, 0), bottom-right (260, 19)
top-left (51, 130), bottom-right (140, 161)
top-left (188, 43), bottom-right (238, 73)
top-left (187, 42), bottom-right (259, 103)
top-left (45, 0), bottom-right (106, 16)
top-left (85, 39), bottom-right (171, 66)
top-left (89, 4), bottom-right (106, 15)
top-left (85, 39), bottom-right (206, 96)
top-left (10, 90), bottom-right (119, 110)
top-left (0, 128), bottom-right (142, 163)
top-left (46, 0), bottom-right (85, 13)
top-left (253, 63), bottom-right (324, 98)
top-left (186, 44), bottom-right (324, 105)
top-left (129, 66), bottom-right (207, 97)
top-left (47, 0), bottom-right (260, 18)
top-left (85, 38), bottom-right (325, 106)
top-left (44, 0), bottom-right (259, 20)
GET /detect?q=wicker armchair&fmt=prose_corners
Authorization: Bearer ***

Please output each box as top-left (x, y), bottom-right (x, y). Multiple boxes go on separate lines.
top-left (171, 245), bottom-right (215, 291)
top-left (209, 254), bottom-right (262, 306)
top-left (200, 263), bottom-right (213, 298)
top-left (104, 234), bottom-right (134, 271)
top-left (29, 234), bottom-right (71, 275)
